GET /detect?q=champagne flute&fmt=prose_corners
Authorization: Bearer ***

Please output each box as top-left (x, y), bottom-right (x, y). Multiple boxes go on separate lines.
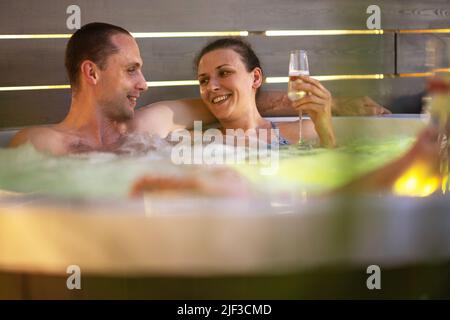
top-left (288, 50), bottom-right (310, 148)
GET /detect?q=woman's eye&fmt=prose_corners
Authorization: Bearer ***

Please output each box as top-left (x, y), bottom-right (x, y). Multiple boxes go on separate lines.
top-left (199, 78), bottom-right (208, 85)
top-left (220, 70), bottom-right (231, 76)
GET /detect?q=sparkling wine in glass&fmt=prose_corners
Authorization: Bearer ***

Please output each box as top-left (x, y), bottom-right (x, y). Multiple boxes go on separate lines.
top-left (287, 50), bottom-right (310, 147)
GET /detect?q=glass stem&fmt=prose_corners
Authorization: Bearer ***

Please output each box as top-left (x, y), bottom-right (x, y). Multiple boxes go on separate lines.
top-left (298, 110), bottom-right (303, 144)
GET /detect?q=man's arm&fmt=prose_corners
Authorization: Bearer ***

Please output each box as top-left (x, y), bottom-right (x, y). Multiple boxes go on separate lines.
top-left (133, 98), bottom-right (216, 138)
top-left (256, 91), bottom-right (296, 116)
top-left (256, 90), bottom-right (391, 116)
top-left (9, 128), bottom-right (32, 147)
top-left (134, 94), bottom-right (294, 137)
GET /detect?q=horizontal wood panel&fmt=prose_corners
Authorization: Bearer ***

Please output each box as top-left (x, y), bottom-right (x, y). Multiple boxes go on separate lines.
top-left (0, 86), bottom-right (199, 128)
top-left (0, 77), bottom-right (426, 128)
top-left (1, 0), bottom-right (450, 34)
top-left (0, 35), bottom-right (394, 86)
top-left (266, 77), bottom-right (426, 113)
top-left (397, 33), bottom-right (450, 73)
top-left (249, 35), bottom-right (394, 76)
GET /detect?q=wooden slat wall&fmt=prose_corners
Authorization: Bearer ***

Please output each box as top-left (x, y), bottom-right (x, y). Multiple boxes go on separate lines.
top-left (0, 78), bottom-right (427, 128)
top-left (0, 35), bottom-right (394, 86)
top-left (397, 33), bottom-right (450, 73)
top-left (1, 0), bottom-right (449, 128)
top-left (1, 0), bottom-right (450, 32)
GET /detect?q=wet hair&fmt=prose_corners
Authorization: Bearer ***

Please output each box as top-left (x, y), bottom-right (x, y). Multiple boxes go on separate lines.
top-left (65, 22), bottom-right (132, 90)
top-left (194, 37), bottom-right (263, 75)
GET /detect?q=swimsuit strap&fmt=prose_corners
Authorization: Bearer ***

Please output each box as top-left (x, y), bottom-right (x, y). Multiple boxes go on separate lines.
top-left (270, 121), bottom-right (290, 146)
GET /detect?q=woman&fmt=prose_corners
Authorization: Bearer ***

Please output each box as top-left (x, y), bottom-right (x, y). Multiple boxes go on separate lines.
top-left (130, 38), bottom-right (338, 197)
top-left (131, 38), bottom-right (450, 198)
top-left (194, 38), bottom-right (336, 148)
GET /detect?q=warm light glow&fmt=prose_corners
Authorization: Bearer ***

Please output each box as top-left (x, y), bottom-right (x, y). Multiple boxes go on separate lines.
top-left (0, 74), bottom-right (391, 91)
top-left (147, 80), bottom-right (199, 87)
top-left (0, 34), bottom-right (71, 39)
top-left (2, 28), bottom-right (450, 40)
top-left (265, 30), bottom-right (384, 36)
top-left (399, 29), bottom-right (450, 34)
top-left (398, 72), bottom-right (434, 78)
top-left (0, 85), bottom-right (70, 91)
top-left (399, 69), bottom-right (450, 78)
top-left (265, 74), bottom-right (384, 83)
top-left (132, 31), bottom-right (249, 38)
top-left (393, 162), bottom-right (440, 197)
top-left (0, 31), bottom-right (249, 40)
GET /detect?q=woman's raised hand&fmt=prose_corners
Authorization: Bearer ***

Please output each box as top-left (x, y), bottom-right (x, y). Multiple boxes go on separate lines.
top-left (291, 76), bottom-right (336, 147)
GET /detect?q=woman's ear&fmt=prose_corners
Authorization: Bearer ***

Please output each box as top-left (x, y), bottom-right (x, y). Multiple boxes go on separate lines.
top-left (252, 67), bottom-right (263, 89)
top-left (80, 60), bottom-right (99, 85)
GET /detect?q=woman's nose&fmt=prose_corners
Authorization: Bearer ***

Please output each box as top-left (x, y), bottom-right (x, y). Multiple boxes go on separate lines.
top-left (207, 77), bottom-right (220, 91)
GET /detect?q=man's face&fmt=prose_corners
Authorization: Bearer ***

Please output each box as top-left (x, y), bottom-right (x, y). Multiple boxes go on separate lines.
top-left (96, 33), bottom-right (148, 122)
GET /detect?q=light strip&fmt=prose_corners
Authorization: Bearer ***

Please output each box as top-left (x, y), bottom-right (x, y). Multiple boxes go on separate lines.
top-left (0, 81), bottom-right (202, 92)
top-left (265, 74), bottom-right (385, 83)
top-left (0, 85), bottom-right (70, 91)
top-left (398, 69), bottom-right (450, 78)
top-left (0, 34), bottom-right (71, 39)
top-left (2, 28), bottom-right (450, 40)
top-left (432, 68), bottom-right (450, 73)
top-left (147, 80), bottom-right (199, 87)
top-left (398, 72), bottom-right (434, 78)
top-left (5, 72), bottom-right (450, 92)
top-left (399, 29), bottom-right (450, 34)
top-left (132, 31), bottom-right (248, 38)
top-left (265, 30), bottom-right (384, 36)
top-left (0, 31), bottom-right (248, 40)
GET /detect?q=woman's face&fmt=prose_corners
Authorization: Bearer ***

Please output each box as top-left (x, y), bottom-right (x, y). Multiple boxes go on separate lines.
top-left (197, 48), bottom-right (262, 121)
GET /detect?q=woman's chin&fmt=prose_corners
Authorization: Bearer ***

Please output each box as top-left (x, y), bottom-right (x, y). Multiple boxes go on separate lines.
top-left (210, 106), bottom-right (234, 121)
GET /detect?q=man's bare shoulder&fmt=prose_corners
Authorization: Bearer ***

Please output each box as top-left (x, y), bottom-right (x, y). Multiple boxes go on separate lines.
top-left (9, 126), bottom-right (69, 155)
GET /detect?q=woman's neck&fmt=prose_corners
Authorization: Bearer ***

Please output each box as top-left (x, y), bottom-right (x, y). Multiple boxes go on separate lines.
top-left (218, 104), bottom-right (270, 132)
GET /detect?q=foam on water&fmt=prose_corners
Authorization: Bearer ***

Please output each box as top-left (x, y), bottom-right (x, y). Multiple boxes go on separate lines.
top-left (0, 133), bottom-right (416, 199)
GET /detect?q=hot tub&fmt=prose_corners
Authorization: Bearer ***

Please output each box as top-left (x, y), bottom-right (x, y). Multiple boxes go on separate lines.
top-left (1, 115), bottom-right (449, 299)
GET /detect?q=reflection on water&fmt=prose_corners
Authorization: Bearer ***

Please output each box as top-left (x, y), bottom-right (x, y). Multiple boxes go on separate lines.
top-left (234, 136), bottom-right (416, 195)
top-left (0, 134), bottom-right (416, 199)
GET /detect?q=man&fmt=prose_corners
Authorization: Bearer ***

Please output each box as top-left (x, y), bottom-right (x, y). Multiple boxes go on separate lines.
top-left (9, 22), bottom-right (389, 155)
top-left (9, 22), bottom-right (216, 155)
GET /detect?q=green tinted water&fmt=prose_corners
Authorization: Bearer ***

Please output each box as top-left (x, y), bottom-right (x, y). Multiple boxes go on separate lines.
top-left (234, 136), bottom-right (416, 194)
top-left (0, 136), bottom-right (415, 199)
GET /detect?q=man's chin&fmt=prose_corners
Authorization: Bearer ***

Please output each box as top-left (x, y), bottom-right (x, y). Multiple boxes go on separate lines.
top-left (108, 108), bottom-right (134, 123)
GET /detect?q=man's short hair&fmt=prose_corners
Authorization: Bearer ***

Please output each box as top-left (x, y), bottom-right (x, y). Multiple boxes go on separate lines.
top-left (65, 22), bottom-right (131, 90)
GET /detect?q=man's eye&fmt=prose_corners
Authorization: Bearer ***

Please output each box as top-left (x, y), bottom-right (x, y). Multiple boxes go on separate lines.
top-left (128, 68), bottom-right (136, 73)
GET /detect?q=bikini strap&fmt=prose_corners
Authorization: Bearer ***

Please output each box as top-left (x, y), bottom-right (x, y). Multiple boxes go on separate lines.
top-left (270, 121), bottom-right (290, 145)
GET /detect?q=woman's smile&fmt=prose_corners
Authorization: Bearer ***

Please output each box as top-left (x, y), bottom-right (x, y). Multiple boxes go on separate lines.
top-left (211, 94), bottom-right (232, 104)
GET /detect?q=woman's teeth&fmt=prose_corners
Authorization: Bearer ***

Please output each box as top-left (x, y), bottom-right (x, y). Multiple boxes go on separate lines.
top-left (212, 95), bottom-right (230, 104)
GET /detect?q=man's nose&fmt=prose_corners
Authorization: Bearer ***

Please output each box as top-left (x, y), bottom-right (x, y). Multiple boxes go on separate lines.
top-left (137, 72), bottom-right (148, 92)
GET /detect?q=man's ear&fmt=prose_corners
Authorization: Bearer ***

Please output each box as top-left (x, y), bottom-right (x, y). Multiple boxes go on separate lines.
top-left (252, 67), bottom-right (263, 89)
top-left (80, 60), bottom-right (99, 85)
